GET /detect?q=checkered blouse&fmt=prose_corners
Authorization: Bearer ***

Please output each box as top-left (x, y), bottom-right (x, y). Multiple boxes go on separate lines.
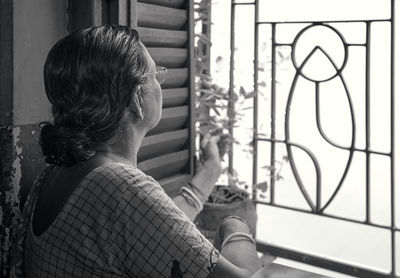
top-left (11, 163), bottom-right (219, 278)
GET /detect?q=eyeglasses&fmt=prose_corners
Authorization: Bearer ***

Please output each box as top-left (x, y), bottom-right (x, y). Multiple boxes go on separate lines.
top-left (143, 67), bottom-right (168, 85)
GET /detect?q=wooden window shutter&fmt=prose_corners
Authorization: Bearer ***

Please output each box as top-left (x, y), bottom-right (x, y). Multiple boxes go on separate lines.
top-left (69, 0), bottom-right (196, 197)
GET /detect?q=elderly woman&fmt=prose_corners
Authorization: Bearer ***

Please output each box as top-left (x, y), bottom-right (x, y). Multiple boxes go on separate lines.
top-left (11, 25), bottom-right (261, 278)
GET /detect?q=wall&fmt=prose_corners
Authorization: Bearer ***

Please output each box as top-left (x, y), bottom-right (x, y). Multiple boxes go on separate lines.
top-left (0, 0), bottom-right (68, 276)
top-left (13, 0), bottom-right (68, 202)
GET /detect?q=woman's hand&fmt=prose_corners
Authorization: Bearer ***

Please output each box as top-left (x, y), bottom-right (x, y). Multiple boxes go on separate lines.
top-left (208, 217), bottom-right (261, 278)
top-left (214, 217), bottom-right (251, 251)
top-left (201, 133), bottom-right (222, 165)
top-left (200, 130), bottom-right (230, 175)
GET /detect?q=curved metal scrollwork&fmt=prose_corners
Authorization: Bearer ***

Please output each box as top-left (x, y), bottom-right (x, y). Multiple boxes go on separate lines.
top-left (284, 23), bottom-right (356, 213)
top-left (248, 1), bottom-right (396, 274)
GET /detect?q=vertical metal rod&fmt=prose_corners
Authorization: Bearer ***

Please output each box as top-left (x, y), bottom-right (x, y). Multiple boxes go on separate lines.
top-left (365, 21), bottom-right (371, 223)
top-left (270, 23), bottom-right (276, 204)
top-left (252, 0), bottom-right (259, 200)
top-left (228, 0), bottom-right (235, 182)
top-left (315, 82), bottom-right (321, 211)
top-left (188, 0), bottom-right (196, 177)
top-left (390, 0), bottom-right (396, 276)
top-left (197, 0), bottom-right (212, 161)
top-left (201, 0), bottom-right (212, 76)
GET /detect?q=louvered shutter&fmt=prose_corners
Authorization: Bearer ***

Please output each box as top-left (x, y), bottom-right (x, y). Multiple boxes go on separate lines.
top-left (69, 0), bottom-right (196, 197)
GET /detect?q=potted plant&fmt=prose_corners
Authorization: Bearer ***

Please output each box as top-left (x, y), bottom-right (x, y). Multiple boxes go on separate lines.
top-left (192, 76), bottom-right (265, 240)
top-left (192, 0), bottom-right (291, 243)
top-left (192, 0), bottom-right (265, 241)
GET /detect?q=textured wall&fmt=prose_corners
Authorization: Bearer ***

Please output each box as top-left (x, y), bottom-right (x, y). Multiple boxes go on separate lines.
top-left (13, 0), bottom-right (68, 126)
top-left (0, 1), bottom-right (16, 276)
top-left (12, 0), bottom-right (68, 199)
top-left (0, 0), bottom-right (68, 276)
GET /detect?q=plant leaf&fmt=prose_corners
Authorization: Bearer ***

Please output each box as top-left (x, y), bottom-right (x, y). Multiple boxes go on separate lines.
top-left (244, 91), bottom-right (257, 99)
top-left (239, 86), bottom-right (246, 97)
top-left (253, 181), bottom-right (268, 192)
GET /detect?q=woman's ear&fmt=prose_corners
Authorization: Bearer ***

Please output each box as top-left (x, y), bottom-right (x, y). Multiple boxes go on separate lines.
top-left (129, 86), bottom-right (144, 120)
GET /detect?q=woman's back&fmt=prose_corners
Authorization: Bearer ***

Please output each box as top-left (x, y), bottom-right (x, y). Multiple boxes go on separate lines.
top-left (22, 163), bottom-right (218, 278)
top-left (31, 159), bottom-right (105, 236)
top-left (26, 163), bottom-right (129, 277)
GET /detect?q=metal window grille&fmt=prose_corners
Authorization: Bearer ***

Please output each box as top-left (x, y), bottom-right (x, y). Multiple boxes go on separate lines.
top-left (227, 0), bottom-right (397, 277)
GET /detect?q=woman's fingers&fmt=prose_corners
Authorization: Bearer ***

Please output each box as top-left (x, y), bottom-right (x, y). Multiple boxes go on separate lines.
top-left (201, 130), bottom-right (231, 161)
top-left (210, 127), bottom-right (223, 137)
top-left (204, 135), bottom-right (221, 162)
top-left (201, 133), bottom-right (212, 149)
top-left (217, 134), bottom-right (231, 158)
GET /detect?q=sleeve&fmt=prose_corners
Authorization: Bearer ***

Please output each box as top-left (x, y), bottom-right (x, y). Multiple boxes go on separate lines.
top-left (111, 166), bottom-right (219, 278)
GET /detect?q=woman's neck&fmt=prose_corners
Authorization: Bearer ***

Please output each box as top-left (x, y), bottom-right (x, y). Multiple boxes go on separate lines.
top-left (96, 123), bottom-right (146, 167)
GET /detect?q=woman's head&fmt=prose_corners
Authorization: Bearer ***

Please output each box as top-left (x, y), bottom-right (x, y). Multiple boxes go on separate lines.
top-left (40, 25), bottom-right (163, 167)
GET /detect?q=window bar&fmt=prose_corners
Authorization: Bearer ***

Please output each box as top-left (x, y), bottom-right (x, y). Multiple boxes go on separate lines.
top-left (348, 43), bottom-right (367, 47)
top-left (252, 0), bottom-right (259, 200)
top-left (365, 21), bottom-right (371, 224)
top-left (188, 0), bottom-right (196, 177)
top-left (315, 82), bottom-right (322, 211)
top-left (270, 23), bottom-right (276, 204)
top-left (233, 1), bottom-right (255, 5)
top-left (390, 0), bottom-right (396, 276)
top-left (257, 18), bottom-right (391, 25)
top-left (228, 0), bottom-right (236, 180)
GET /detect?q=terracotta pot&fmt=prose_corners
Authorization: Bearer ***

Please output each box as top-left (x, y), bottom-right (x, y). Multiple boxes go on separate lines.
top-left (194, 188), bottom-right (257, 242)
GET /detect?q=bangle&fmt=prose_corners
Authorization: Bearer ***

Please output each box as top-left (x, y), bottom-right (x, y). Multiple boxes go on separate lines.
top-left (216, 216), bottom-right (249, 245)
top-left (180, 186), bottom-right (203, 211)
top-left (221, 232), bottom-right (256, 249)
top-left (179, 189), bottom-right (202, 211)
top-left (222, 215), bottom-right (248, 226)
top-left (187, 182), bottom-right (208, 203)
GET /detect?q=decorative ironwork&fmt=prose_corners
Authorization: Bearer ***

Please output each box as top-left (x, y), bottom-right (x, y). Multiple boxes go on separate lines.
top-left (229, 0), bottom-right (397, 277)
top-left (285, 23), bottom-right (356, 213)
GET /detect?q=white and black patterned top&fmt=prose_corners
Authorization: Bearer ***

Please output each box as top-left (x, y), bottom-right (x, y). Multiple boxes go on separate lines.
top-left (11, 163), bottom-right (219, 278)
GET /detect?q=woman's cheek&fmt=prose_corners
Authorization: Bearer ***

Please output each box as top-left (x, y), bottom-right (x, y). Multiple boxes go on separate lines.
top-left (147, 92), bottom-right (162, 128)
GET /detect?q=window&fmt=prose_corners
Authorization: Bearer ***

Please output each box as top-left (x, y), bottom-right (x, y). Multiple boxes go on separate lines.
top-left (211, 0), bottom-right (399, 276)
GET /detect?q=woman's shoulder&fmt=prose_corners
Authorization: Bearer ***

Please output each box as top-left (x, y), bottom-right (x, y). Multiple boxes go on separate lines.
top-left (86, 162), bottom-right (160, 195)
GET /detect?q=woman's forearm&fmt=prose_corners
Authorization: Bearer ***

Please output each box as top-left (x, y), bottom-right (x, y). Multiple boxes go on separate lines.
top-left (172, 159), bottom-right (222, 221)
top-left (172, 195), bottom-right (199, 221)
top-left (220, 239), bottom-right (262, 273)
top-left (191, 159), bottom-right (222, 197)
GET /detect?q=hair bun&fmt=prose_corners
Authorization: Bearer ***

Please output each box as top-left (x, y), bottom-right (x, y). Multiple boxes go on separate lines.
top-left (39, 122), bottom-right (96, 167)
